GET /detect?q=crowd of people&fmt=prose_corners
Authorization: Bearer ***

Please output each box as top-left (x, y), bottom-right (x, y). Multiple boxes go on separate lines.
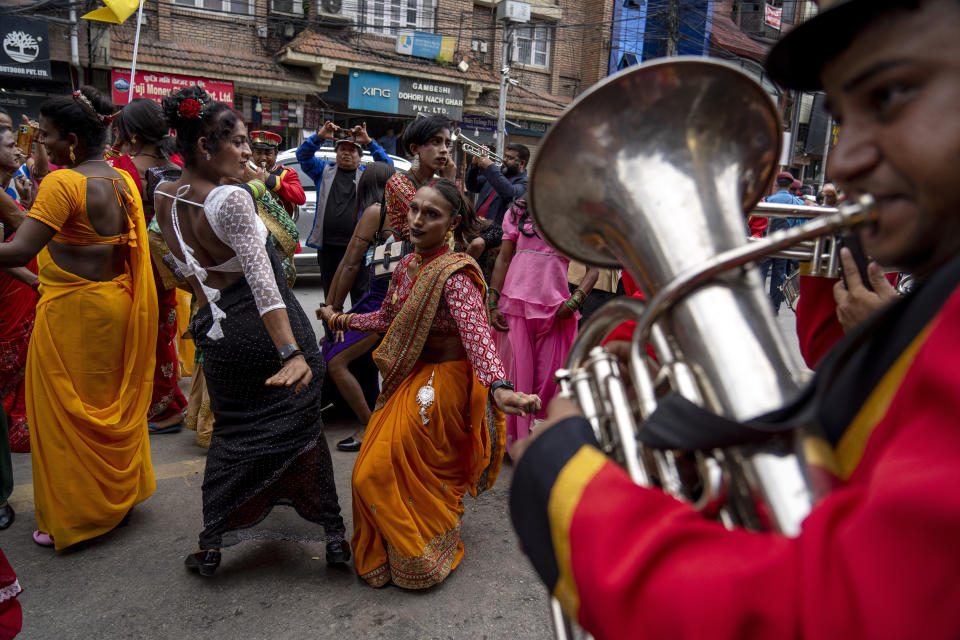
top-left (0, 78), bottom-right (568, 611)
top-left (1, 0), bottom-right (958, 635)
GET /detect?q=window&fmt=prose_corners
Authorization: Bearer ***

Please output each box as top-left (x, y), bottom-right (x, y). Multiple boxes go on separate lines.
top-left (363, 0), bottom-right (434, 36)
top-left (513, 24), bottom-right (551, 69)
top-left (174, 0), bottom-right (254, 16)
top-left (272, 0), bottom-right (304, 15)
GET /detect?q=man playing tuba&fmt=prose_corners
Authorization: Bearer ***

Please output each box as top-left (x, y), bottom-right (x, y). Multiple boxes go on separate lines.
top-left (510, 1), bottom-right (960, 638)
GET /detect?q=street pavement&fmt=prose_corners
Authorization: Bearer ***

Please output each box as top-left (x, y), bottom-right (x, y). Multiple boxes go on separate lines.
top-left (3, 275), bottom-right (806, 640)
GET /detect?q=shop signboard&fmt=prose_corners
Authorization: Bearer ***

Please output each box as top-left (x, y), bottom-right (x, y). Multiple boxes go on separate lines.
top-left (395, 31), bottom-right (455, 63)
top-left (0, 92), bottom-right (48, 123)
top-left (458, 114), bottom-right (497, 133)
top-left (111, 69), bottom-right (234, 106)
top-left (348, 70), bottom-right (464, 120)
top-left (506, 118), bottom-right (549, 137)
top-left (764, 3), bottom-right (782, 30)
top-left (1, 15), bottom-right (51, 79)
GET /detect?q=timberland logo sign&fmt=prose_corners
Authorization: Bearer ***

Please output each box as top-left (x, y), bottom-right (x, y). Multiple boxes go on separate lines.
top-left (0, 16), bottom-right (51, 78)
top-left (3, 31), bottom-right (40, 63)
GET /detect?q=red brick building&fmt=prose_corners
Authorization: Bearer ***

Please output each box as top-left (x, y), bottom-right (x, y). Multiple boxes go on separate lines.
top-left (1, 1), bottom-right (615, 157)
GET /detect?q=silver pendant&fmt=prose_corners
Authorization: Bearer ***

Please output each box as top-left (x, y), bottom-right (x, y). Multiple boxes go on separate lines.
top-left (416, 369), bottom-right (436, 425)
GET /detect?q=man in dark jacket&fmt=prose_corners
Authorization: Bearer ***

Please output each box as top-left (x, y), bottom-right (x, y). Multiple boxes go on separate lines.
top-left (296, 121), bottom-right (393, 298)
top-left (465, 143), bottom-right (529, 226)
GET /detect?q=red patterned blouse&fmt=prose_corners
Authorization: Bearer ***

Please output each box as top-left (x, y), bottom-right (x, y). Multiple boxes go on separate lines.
top-left (349, 251), bottom-right (506, 386)
top-left (383, 172), bottom-right (418, 239)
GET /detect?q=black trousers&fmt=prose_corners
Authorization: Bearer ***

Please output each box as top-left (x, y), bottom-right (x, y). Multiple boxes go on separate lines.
top-left (318, 244), bottom-right (369, 306)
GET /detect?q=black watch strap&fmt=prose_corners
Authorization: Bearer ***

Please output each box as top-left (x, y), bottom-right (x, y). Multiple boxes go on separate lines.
top-left (278, 343), bottom-right (303, 363)
top-left (490, 379), bottom-right (515, 394)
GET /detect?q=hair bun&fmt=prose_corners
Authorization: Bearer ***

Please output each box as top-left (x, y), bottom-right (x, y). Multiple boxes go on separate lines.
top-left (162, 86), bottom-right (211, 128)
top-left (78, 85), bottom-right (114, 116)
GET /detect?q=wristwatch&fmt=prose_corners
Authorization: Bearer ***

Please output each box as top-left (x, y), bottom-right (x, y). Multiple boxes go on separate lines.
top-left (278, 343), bottom-right (303, 363)
top-left (489, 379), bottom-right (515, 395)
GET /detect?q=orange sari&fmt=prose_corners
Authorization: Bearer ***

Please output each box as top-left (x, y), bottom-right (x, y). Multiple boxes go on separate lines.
top-left (351, 253), bottom-right (505, 589)
top-left (25, 169), bottom-right (158, 549)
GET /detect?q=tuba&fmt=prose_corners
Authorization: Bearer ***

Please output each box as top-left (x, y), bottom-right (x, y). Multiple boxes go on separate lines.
top-left (527, 58), bottom-right (876, 640)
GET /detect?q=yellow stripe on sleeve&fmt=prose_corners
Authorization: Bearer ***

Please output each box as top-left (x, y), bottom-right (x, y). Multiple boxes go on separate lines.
top-left (836, 322), bottom-right (935, 479)
top-left (547, 445), bottom-right (609, 619)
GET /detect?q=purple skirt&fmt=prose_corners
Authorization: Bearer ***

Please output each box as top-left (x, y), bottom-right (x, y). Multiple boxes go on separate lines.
top-left (321, 277), bottom-right (389, 362)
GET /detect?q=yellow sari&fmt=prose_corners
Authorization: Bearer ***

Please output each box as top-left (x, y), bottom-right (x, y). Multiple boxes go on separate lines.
top-left (26, 169), bottom-right (158, 550)
top-left (351, 253), bottom-right (506, 588)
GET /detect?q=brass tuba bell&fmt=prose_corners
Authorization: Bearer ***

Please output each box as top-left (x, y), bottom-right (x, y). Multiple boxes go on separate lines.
top-left (528, 57), bottom-right (877, 640)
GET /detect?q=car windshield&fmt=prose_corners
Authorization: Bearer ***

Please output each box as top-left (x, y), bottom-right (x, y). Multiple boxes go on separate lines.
top-left (284, 161), bottom-right (316, 190)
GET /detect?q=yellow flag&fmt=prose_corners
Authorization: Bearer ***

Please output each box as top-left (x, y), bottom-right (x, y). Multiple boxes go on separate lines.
top-left (82, 0), bottom-right (141, 24)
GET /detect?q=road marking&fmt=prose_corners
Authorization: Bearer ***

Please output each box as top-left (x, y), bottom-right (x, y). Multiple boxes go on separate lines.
top-left (9, 458), bottom-right (207, 513)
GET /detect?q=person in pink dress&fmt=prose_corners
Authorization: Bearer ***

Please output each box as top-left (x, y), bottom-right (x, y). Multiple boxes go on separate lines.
top-left (487, 199), bottom-right (597, 452)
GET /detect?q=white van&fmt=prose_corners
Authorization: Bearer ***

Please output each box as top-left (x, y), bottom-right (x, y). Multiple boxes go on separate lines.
top-left (275, 147), bottom-right (411, 271)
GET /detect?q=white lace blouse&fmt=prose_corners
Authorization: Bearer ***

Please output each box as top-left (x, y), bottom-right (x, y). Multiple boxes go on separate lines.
top-left (157, 184), bottom-right (286, 339)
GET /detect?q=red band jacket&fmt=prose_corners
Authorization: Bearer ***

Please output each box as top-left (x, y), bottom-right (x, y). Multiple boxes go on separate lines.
top-left (511, 253), bottom-right (960, 640)
top-left (265, 165), bottom-right (306, 217)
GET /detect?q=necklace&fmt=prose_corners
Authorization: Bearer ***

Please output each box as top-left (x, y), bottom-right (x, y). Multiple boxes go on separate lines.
top-left (131, 152), bottom-right (164, 160)
top-left (393, 245), bottom-right (449, 306)
top-left (414, 244), bottom-right (449, 265)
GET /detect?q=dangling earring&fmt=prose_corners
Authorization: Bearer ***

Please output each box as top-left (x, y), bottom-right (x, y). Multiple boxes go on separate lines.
top-left (69, 144), bottom-right (76, 164)
top-left (411, 154), bottom-right (421, 173)
top-left (445, 226), bottom-right (454, 248)
top-left (205, 152), bottom-right (211, 161)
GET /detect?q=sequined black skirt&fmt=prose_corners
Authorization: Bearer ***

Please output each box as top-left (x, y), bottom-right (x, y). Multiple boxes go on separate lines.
top-left (190, 245), bottom-right (345, 548)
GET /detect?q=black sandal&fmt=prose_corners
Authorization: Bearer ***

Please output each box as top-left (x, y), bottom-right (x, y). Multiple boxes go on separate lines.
top-left (336, 437), bottom-right (362, 452)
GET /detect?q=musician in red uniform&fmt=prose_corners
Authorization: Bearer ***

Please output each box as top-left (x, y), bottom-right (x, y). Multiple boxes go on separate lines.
top-left (249, 130), bottom-right (305, 217)
top-left (510, 1), bottom-right (960, 638)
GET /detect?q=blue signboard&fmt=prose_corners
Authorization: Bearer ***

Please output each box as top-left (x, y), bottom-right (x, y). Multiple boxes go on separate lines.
top-left (396, 31), bottom-right (455, 62)
top-left (348, 70), bottom-right (399, 113)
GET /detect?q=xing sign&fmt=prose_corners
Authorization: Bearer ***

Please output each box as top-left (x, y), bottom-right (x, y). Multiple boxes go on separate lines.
top-left (348, 70), bottom-right (464, 120)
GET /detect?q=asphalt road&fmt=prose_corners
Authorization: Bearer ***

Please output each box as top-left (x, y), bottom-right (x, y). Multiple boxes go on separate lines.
top-left (4, 275), bottom-right (553, 640)
top-left (3, 275), bottom-right (806, 640)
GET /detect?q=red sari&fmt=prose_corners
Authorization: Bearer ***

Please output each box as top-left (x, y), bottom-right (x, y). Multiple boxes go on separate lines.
top-left (0, 548), bottom-right (21, 639)
top-left (0, 219), bottom-right (37, 452)
top-left (105, 153), bottom-right (186, 423)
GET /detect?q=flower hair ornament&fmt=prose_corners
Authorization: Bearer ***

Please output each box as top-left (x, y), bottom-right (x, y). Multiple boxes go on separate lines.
top-left (72, 90), bottom-right (112, 124)
top-left (177, 97), bottom-right (206, 120)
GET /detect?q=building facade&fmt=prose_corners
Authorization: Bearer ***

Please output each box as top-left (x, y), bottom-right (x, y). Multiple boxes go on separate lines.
top-left (2, 1), bottom-right (614, 162)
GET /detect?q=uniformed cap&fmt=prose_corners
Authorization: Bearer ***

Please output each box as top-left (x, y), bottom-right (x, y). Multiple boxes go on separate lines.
top-left (776, 171), bottom-right (796, 183)
top-left (765, 0), bottom-right (914, 91)
top-left (250, 130), bottom-right (282, 149)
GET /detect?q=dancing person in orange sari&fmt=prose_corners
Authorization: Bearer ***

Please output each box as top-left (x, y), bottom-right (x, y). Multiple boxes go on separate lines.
top-left (319, 179), bottom-right (540, 589)
top-left (0, 86), bottom-right (158, 550)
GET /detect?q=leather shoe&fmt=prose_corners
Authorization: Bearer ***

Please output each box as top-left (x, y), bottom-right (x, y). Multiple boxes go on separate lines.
top-left (0, 503), bottom-right (13, 530)
top-left (336, 437), bottom-right (362, 452)
top-left (184, 550), bottom-right (221, 577)
top-left (325, 540), bottom-right (351, 565)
